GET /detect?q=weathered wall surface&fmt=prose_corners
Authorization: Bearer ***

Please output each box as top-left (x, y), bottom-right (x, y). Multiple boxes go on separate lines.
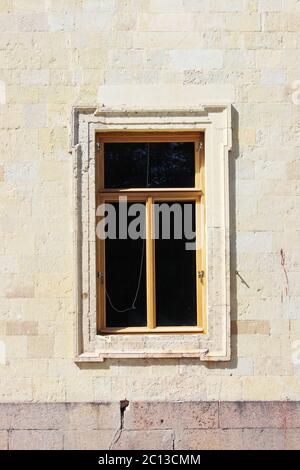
top-left (1, 0), bottom-right (300, 405)
top-left (1, 402), bottom-right (300, 450)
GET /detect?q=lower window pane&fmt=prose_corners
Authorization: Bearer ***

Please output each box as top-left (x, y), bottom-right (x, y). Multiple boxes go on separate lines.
top-left (154, 201), bottom-right (197, 326)
top-left (105, 201), bottom-right (147, 327)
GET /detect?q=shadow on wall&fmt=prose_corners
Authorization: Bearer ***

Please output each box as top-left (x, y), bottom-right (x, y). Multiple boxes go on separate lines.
top-left (204, 105), bottom-right (239, 374)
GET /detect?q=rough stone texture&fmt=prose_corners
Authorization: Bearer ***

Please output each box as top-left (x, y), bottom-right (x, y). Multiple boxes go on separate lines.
top-left (285, 429), bottom-right (300, 450)
top-left (231, 320), bottom-right (270, 335)
top-left (176, 428), bottom-right (286, 450)
top-left (0, 403), bottom-right (68, 430)
top-left (219, 401), bottom-right (286, 428)
top-left (0, 402), bottom-right (298, 450)
top-left (0, 431), bottom-right (8, 450)
top-left (6, 321), bottom-right (38, 336)
top-left (113, 430), bottom-right (174, 450)
top-left (285, 401), bottom-right (300, 428)
top-left (124, 402), bottom-right (219, 430)
top-left (66, 403), bottom-right (99, 430)
top-left (0, 0), bottom-right (299, 404)
top-left (64, 430), bottom-right (116, 450)
top-left (9, 430), bottom-right (64, 450)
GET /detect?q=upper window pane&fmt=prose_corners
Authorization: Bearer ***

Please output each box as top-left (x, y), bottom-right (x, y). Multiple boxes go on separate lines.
top-left (104, 142), bottom-right (195, 189)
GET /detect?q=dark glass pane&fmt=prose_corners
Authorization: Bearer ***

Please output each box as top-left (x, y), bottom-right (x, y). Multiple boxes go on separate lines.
top-left (104, 143), bottom-right (148, 189)
top-left (155, 201), bottom-right (197, 326)
top-left (104, 142), bottom-right (195, 188)
top-left (105, 201), bottom-right (147, 327)
top-left (149, 142), bottom-right (195, 188)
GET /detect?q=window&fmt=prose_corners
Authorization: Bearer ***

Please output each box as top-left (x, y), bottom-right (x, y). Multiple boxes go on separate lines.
top-left (73, 103), bottom-right (231, 361)
top-left (96, 132), bottom-right (205, 334)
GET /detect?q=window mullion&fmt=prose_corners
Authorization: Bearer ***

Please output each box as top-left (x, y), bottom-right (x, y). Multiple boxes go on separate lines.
top-left (195, 133), bottom-right (205, 191)
top-left (146, 196), bottom-right (156, 329)
top-left (96, 194), bottom-right (106, 331)
top-left (196, 197), bottom-right (204, 329)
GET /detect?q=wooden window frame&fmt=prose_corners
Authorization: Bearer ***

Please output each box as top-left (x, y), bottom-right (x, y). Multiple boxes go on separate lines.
top-left (96, 131), bottom-right (206, 335)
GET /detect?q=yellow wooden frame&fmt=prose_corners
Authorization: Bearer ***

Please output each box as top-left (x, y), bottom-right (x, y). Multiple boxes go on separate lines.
top-left (96, 131), bottom-right (205, 334)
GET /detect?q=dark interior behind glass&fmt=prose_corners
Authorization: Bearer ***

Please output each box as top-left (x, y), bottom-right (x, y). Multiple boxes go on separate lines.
top-left (105, 201), bottom-right (147, 327)
top-left (104, 142), bottom-right (195, 188)
top-left (102, 140), bottom-right (198, 329)
top-left (155, 201), bottom-right (197, 326)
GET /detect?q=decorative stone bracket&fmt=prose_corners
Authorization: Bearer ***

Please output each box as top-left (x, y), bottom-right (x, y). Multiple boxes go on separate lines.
top-left (71, 102), bottom-right (232, 362)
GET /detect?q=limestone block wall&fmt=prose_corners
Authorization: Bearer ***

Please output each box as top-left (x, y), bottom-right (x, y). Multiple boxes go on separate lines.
top-left (0, 0), bottom-right (300, 404)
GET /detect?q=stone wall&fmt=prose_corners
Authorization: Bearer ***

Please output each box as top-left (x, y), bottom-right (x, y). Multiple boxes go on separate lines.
top-left (0, 402), bottom-right (300, 450)
top-left (0, 0), bottom-right (300, 406)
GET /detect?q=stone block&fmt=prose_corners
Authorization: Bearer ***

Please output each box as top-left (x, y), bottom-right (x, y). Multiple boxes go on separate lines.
top-left (66, 403), bottom-right (99, 430)
top-left (0, 431), bottom-right (7, 450)
top-left (27, 336), bottom-right (54, 359)
top-left (0, 379), bottom-right (32, 402)
top-left (259, 0), bottom-right (283, 11)
top-left (254, 357), bottom-right (294, 376)
top-left (66, 377), bottom-right (95, 402)
top-left (176, 428), bottom-right (240, 450)
top-left (32, 378), bottom-right (66, 401)
top-left (242, 377), bottom-right (284, 400)
top-left (17, 13), bottom-right (48, 32)
top-left (113, 430), bottom-right (174, 450)
top-left (124, 402), bottom-right (218, 430)
top-left (241, 428), bottom-right (285, 450)
top-left (231, 320), bottom-right (270, 335)
top-left (219, 402), bottom-right (286, 429)
top-left (64, 430), bottom-right (115, 450)
top-left (21, 69), bottom-right (50, 86)
top-left (236, 231), bottom-right (273, 253)
top-left (0, 403), bottom-right (67, 430)
top-left (225, 13), bottom-right (261, 31)
top-left (261, 69), bottom-right (285, 85)
top-left (285, 429), bottom-right (300, 450)
top-left (137, 13), bottom-right (195, 32)
top-left (97, 403), bottom-right (120, 430)
top-left (263, 12), bottom-right (288, 31)
top-left (169, 49), bottom-right (223, 70)
top-left (6, 321), bottom-right (38, 336)
top-left (9, 430), bottom-right (63, 450)
top-left (23, 104), bottom-right (47, 129)
top-left (176, 428), bottom-right (285, 450)
top-left (285, 402), bottom-right (300, 428)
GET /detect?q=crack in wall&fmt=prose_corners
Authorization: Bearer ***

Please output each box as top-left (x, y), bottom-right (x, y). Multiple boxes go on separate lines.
top-left (280, 249), bottom-right (289, 299)
top-left (172, 430), bottom-right (175, 450)
top-left (109, 400), bottom-right (129, 450)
